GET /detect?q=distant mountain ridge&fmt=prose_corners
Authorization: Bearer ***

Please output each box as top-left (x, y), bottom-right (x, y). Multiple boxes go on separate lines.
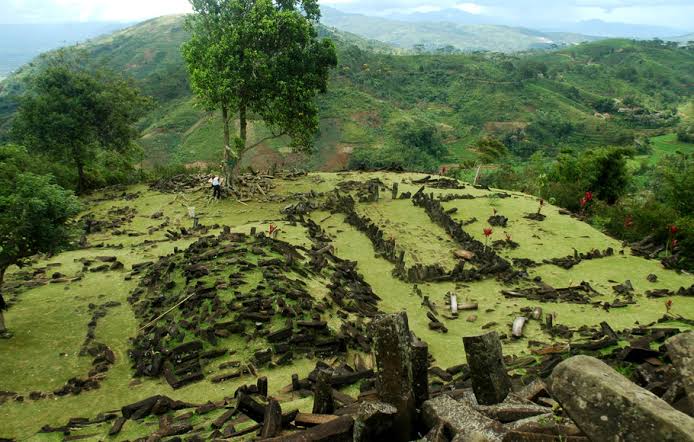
top-left (380, 8), bottom-right (688, 39)
top-left (321, 7), bottom-right (600, 53)
top-left (0, 22), bottom-right (131, 77)
top-left (1, 15), bottom-right (692, 172)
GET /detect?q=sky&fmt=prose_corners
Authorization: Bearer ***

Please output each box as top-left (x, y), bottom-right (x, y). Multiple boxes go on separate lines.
top-left (1, 0), bottom-right (693, 29)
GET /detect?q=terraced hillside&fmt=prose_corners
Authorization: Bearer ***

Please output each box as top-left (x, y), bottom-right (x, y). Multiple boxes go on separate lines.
top-left (1, 16), bottom-right (692, 171)
top-left (1, 172), bottom-right (692, 440)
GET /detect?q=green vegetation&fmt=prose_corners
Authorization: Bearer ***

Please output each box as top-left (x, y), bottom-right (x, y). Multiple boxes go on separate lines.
top-left (349, 116), bottom-right (446, 171)
top-left (0, 172), bottom-right (692, 440)
top-left (0, 145), bottom-right (81, 334)
top-left (2, 18), bottom-right (692, 173)
top-left (10, 51), bottom-right (150, 192)
top-left (182, 0), bottom-right (337, 180)
top-left (1, 8), bottom-right (692, 442)
top-left (472, 139), bottom-right (694, 271)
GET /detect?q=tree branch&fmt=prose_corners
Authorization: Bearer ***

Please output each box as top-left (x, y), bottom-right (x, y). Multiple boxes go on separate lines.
top-left (246, 131), bottom-right (288, 151)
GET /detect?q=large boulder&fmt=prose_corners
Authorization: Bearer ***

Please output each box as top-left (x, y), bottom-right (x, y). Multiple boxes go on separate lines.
top-left (422, 394), bottom-right (506, 442)
top-left (666, 332), bottom-right (694, 415)
top-left (548, 355), bottom-right (694, 442)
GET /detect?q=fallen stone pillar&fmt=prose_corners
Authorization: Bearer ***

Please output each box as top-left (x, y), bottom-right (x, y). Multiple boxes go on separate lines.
top-left (264, 415), bottom-right (354, 442)
top-left (422, 394), bottom-right (506, 441)
top-left (463, 331), bottom-right (511, 405)
top-left (548, 355), bottom-right (694, 441)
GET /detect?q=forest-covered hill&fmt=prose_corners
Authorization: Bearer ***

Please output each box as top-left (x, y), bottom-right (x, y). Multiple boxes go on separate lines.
top-left (0, 15), bottom-right (692, 171)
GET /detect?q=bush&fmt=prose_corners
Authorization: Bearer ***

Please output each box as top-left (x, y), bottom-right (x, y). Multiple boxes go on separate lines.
top-left (349, 144), bottom-right (438, 172)
top-left (677, 125), bottom-right (694, 143)
top-left (350, 117), bottom-right (446, 173)
top-left (653, 153), bottom-right (694, 215)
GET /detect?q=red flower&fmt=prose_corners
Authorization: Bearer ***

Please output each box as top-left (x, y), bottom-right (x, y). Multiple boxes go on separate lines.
top-left (269, 224), bottom-right (278, 235)
top-left (670, 225), bottom-right (678, 235)
top-left (580, 197), bottom-right (588, 208)
top-left (665, 299), bottom-right (673, 312)
top-left (585, 191), bottom-right (593, 202)
top-left (484, 228), bottom-right (493, 237)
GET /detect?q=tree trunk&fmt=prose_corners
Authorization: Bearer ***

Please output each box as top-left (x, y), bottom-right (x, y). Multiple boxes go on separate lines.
top-left (76, 160), bottom-right (86, 195)
top-left (230, 102), bottom-right (249, 186)
top-left (239, 103), bottom-right (247, 146)
top-left (0, 266), bottom-right (7, 334)
top-left (222, 104), bottom-right (232, 188)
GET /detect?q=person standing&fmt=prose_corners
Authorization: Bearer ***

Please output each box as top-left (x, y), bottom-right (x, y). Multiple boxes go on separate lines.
top-left (212, 176), bottom-right (222, 199)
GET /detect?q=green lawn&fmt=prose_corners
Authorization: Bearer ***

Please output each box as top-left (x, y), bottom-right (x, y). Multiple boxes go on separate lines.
top-left (0, 173), bottom-right (692, 440)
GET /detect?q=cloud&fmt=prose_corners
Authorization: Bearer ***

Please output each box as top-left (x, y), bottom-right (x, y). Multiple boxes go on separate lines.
top-left (2, 0), bottom-right (191, 23)
top-left (454, 3), bottom-right (484, 14)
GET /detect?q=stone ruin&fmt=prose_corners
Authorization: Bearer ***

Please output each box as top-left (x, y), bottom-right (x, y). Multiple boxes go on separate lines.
top-left (34, 312), bottom-right (694, 441)
top-left (126, 227), bottom-right (381, 390)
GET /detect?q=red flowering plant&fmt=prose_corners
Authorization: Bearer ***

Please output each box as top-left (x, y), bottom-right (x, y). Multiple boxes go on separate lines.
top-left (666, 225), bottom-right (678, 257)
top-left (483, 227), bottom-right (493, 251)
top-left (269, 224), bottom-right (279, 238)
top-left (665, 299), bottom-right (673, 315)
top-left (579, 191), bottom-right (593, 216)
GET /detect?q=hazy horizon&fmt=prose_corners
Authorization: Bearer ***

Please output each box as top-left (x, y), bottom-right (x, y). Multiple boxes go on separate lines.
top-left (0, 1), bottom-right (691, 32)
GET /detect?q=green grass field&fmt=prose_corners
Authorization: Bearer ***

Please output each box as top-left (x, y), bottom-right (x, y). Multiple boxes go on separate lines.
top-left (1, 172), bottom-right (692, 440)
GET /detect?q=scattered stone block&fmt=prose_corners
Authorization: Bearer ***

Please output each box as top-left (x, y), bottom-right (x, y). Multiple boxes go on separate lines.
top-left (353, 401), bottom-right (398, 442)
top-left (422, 394), bottom-right (506, 441)
top-left (264, 415), bottom-right (354, 442)
top-left (548, 355), bottom-right (694, 442)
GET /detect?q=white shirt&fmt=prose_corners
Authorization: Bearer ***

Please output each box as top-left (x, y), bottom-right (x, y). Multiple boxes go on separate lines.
top-left (212, 177), bottom-right (220, 186)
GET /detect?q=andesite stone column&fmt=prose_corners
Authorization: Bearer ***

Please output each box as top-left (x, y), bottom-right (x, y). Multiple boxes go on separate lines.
top-left (372, 311), bottom-right (416, 442)
top-left (463, 331), bottom-right (511, 405)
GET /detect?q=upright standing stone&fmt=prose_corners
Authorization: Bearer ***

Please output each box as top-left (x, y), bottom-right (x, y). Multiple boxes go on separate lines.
top-left (260, 399), bottom-right (283, 439)
top-left (666, 332), bottom-right (694, 415)
top-left (392, 182), bottom-right (399, 200)
top-left (312, 370), bottom-right (335, 415)
top-left (410, 338), bottom-right (429, 407)
top-left (549, 355), bottom-right (694, 442)
top-left (372, 312), bottom-right (416, 441)
top-left (257, 376), bottom-right (268, 397)
top-left (463, 331), bottom-right (511, 405)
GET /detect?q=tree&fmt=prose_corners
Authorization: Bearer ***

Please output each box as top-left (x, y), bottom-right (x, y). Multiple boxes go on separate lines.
top-left (182, 0), bottom-right (337, 185)
top-left (11, 51), bottom-right (150, 193)
top-left (0, 145), bottom-right (81, 334)
top-left (476, 136), bottom-right (509, 164)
